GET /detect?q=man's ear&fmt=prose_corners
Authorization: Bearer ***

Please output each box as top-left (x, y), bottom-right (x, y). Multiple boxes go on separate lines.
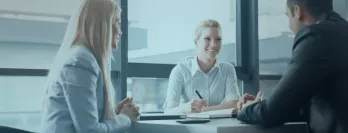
top-left (293, 5), bottom-right (302, 20)
top-left (194, 40), bottom-right (197, 45)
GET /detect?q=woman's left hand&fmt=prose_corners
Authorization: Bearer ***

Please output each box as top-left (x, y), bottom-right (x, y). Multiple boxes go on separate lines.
top-left (120, 102), bottom-right (140, 122)
top-left (115, 97), bottom-right (133, 114)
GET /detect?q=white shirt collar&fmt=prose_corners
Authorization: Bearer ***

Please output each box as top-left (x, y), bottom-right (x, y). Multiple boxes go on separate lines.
top-left (190, 56), bottom-right (220, 77)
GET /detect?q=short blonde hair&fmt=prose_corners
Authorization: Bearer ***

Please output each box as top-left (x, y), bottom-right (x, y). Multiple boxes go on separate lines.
top-left (194, 19), bottom-right (222, 43)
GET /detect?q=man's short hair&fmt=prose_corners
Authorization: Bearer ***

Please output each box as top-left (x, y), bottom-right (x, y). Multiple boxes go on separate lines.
top-left (287, 0), bottom-right (333, 19)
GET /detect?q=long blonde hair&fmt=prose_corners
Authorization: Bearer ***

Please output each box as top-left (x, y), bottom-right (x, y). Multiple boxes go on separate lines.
top-left (47, 0), bottom-right (121, 121)
top-left (74, 0), bottom-right (120, 121)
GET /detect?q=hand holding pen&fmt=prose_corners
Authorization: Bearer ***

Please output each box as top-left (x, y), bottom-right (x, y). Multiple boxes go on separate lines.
top-left (189, 90), bottom-right (208, 113)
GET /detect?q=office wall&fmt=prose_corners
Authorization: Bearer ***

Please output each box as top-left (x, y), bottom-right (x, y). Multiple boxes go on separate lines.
top-left (1, 0), bottom-right (347, 69)
top-left (0, 43), bottom-right (59, 69)
top-left (0, 43), bottom-right (57, 113)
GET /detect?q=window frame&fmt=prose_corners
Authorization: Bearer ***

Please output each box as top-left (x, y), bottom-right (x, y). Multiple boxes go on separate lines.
top-left (115, 0), bottom-right (262, 104)
top-left (0, 0), bottom-right (272, 116)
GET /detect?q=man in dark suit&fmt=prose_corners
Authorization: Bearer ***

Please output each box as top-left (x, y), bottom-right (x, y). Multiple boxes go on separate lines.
top-left (237, 0), bottom-right (348, 133)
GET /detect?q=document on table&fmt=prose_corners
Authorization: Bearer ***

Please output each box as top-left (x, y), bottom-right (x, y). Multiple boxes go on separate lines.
top-left (186, 108), bottom-right (235, 119)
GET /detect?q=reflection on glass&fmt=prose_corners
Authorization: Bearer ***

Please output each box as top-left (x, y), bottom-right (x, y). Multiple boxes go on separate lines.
top-left (258, 0), bottom-right (293, 75)
top-left (127, 78), bottom-right (168, 113)
top-left (0, 76), bottom-right (46, 132)
top-left (128, 0), bottom-right (237, 64)
top-left (259, 80), bottom-right (279, 100)
top-left (127, 77), bottom-right (244, 113)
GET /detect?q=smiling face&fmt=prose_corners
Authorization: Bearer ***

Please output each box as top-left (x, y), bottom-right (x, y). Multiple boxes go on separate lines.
top-left (195, 27), bottom-right (222, 60)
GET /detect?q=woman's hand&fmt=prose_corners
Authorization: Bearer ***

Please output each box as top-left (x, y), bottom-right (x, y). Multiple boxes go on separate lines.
top-left (119, 102), bottom-right (140, 122)
top-left (115, 97), bottom-right (132, 114)
top-left (190, 99), bottom-right (208, 113)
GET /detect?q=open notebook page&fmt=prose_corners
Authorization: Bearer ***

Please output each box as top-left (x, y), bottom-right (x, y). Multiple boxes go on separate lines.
top-left (187, 108), bottom-right (235, 119)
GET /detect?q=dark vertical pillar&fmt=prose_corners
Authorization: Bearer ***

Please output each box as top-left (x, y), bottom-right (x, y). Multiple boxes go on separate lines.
top-left (113, 0), bottom-right (128, 103)
top-left (236, 0), bottom-right (259, 95)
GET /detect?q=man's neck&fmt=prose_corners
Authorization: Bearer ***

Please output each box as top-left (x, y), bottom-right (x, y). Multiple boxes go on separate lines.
top-left (303, 15), bottom-right (318, 26)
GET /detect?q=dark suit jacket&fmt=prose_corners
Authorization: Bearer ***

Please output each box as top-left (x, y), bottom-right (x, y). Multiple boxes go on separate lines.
top-left (237, 11), bottom-right (348, 133)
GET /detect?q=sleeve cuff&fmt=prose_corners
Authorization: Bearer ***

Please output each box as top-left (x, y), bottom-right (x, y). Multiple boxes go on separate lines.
top-left (163, 100), bottom-right (180, 108)
top-left (164, 101), bottom-right (191, 114)
top-left (116, 114), bottom-right (131, 125)
top-left (179, 102), bottom-right (191, 113)
top-left (103, 114), bottom-right (131, 133)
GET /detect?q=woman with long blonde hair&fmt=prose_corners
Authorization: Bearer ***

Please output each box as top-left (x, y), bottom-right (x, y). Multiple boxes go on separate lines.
top-left (40, 0), bottom-right (139, 132)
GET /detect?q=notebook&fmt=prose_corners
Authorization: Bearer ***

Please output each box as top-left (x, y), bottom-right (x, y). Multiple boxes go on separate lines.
top-left (187, 108), bottom-right (235, 119)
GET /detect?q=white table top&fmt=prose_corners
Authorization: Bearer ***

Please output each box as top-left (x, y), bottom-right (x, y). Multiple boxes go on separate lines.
top-left (129, 118), bottom-right (308, 133)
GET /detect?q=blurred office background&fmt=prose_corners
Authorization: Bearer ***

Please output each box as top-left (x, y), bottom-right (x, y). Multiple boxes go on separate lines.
top-left (0, 0), bottom-right (347, 132)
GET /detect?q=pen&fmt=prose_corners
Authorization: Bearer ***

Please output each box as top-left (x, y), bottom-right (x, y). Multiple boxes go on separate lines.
top-left (195, 90), bottom-right (203, 99)
top-left (195, 90), bottom-right (208, 107)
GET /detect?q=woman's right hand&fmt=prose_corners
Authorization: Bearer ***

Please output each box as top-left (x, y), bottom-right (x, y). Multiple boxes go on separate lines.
top-left (190, 99), bottom-right (208, 113)
top-left (119, 102), bottom-right (140, 122)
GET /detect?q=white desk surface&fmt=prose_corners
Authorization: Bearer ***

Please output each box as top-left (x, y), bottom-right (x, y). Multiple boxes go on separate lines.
top-left (129, 118), bottom-right (308, 133)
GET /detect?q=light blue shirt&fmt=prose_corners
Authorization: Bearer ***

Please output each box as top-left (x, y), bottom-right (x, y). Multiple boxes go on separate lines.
top-left (40, 45), bottom-right (131, 133)
top-left (164, 57), bottom-right (240, 113)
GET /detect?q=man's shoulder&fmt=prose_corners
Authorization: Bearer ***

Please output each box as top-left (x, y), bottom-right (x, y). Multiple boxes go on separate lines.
top-left (294, 22), bottom-right (348, 49)
top-left (294, 25), bottom-right (329, 43)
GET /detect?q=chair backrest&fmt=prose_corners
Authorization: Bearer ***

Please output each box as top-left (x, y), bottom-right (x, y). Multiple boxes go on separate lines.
top-left (0, 126), bottom-right (32, 133)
